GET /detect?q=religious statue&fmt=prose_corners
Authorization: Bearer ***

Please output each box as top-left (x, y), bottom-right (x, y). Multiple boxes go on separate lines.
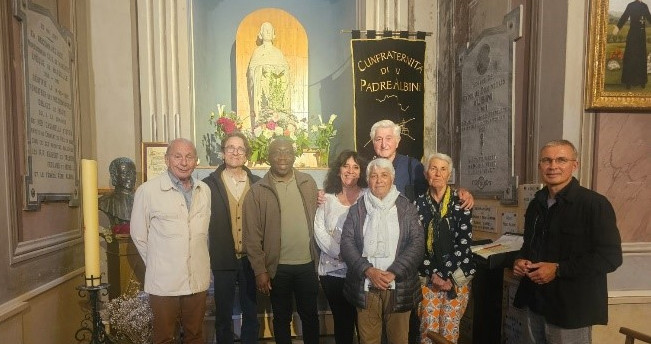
top-left (247, 22), bottom-right (291, 127)
top-left (99, 157), bottom-right (136, 234)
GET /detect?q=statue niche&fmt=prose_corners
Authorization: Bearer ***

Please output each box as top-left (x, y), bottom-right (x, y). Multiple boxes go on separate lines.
top-left (235, 8), bottom-right (308, 130)
top-left (247, 22), bottom-right (291, 127)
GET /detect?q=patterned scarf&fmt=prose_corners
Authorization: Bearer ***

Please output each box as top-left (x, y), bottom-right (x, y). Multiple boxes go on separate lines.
top-left (426, 186), bottom-right (451, 256)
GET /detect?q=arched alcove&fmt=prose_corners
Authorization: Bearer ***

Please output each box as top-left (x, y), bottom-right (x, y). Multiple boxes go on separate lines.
top-left (235, 8), bottom-right (308, 129)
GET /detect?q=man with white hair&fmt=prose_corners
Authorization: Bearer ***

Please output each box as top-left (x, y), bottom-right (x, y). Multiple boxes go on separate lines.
top-left (131, 138), bottom-right (211, 344)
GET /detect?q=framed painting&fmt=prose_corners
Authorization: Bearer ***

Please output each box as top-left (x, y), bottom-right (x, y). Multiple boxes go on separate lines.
top-left (586, 0), bottom-right (651, 111)
top-left (141, 142), bottom-right (168, 182)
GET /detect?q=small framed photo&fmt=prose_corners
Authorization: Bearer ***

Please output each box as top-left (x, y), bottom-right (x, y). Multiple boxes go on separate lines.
top-left (141, 142), bottom-right (168, 182)
top-left (585, 0), bottom-right (651, 111)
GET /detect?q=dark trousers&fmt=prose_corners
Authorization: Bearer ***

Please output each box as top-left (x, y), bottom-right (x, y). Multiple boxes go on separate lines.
top-left (212, 257), bottom-right (259, 344)
top-left (320, 275), bottom-right (357, 344)
top-left (408, 307), bottom-right (420, 344)
top-left (270, 262), bottom-right (320, 344)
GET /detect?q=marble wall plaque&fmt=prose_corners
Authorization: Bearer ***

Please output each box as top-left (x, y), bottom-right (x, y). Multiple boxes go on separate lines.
top-left (18, 2), bottom-right (77, 209)
top-left (458, 8), bottom-right (520, 198)
top-left (519, 183), bottom-right (543, 206)
top-left (472, 204), bottom-right (497, 233)
top-left (502, 211), bottom-right (518, 233)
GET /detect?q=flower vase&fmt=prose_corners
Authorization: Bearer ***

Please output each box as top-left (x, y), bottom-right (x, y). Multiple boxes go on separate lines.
top-left (316, 147), bottom-right (329, 168)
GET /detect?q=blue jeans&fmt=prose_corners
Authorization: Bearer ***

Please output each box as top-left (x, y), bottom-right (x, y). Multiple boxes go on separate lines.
top-left (212, 256), bottom-right (259, 344)
top-left (270, 262), bottom-right (320, 344)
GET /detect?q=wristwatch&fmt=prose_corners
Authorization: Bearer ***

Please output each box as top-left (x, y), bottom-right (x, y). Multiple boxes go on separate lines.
top-left (554, 263), bottom-right (561, 278)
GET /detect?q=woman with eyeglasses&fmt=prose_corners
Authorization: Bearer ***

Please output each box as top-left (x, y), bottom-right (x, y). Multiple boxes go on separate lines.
top-left (202, 132), bottom-right (260, 344)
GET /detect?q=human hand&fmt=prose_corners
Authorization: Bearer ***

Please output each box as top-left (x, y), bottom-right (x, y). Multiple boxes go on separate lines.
top-left (612, 26), bottom-right (620, 36)
top-left (513, 258), bottom-right (532, 277)
top-left (256, 273), bottom-right (272, 295)
top-left (365, 267), bottom-right (394, 290)
top-left (430, 274), bottom-right (452, 291)
top-left (458, 188), bottom-right (474, 210)
top-left (317, 189), bottom-right (326, 206)
top-left (525, 262), bottom-right (558, 285)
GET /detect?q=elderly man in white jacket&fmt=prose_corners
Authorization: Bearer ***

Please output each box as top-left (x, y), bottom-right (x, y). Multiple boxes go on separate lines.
top-left (131, 138), bottom-right (211, 344)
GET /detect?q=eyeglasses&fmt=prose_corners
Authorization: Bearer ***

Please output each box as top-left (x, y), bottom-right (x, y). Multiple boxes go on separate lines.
top-left (224, 146), bottom-right (246, 155)
top-left (539, 157), bottom-right (576, 166)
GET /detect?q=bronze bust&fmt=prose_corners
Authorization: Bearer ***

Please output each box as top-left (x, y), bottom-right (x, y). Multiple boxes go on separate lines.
top-left (99, 157), bottom-right (136, 232)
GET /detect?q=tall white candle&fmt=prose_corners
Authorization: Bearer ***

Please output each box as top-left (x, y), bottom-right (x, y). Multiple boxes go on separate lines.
top-left (81, 159), bottom-right (101, 286)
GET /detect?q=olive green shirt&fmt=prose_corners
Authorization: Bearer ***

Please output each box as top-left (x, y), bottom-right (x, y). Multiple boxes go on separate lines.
top-left (272, 173), bottom-right (312, 264)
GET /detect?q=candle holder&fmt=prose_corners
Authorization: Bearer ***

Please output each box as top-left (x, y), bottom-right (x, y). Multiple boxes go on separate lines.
top-left (75, 275), bottom-right (112, 344)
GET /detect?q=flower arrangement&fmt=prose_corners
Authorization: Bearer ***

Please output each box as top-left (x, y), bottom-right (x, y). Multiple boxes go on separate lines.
top-left (311, 114), bottom-right (338, 167)
top-left (102, 281), bottom-right (152, 344)
top-left (210, 104), bottom-right (245, 140)
top-left (248, 113), bottom-right (310, 165)
top-left (210, 104), bottom-right (337, 167)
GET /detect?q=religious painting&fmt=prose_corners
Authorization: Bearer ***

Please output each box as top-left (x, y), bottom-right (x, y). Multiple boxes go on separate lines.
top-left (586, 0), bottom-right (651, 110)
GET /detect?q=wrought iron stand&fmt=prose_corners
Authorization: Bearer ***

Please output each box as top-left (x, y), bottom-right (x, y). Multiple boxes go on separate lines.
top-left (75, 275), bottom-right (112, 344)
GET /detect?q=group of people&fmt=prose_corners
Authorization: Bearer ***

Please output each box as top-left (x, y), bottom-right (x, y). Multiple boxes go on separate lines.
top-left (129, 119), bottom-right (622, 344)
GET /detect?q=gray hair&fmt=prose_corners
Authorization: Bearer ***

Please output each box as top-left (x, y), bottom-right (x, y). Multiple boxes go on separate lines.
top-left (166, 138), bottom-right (197, 157)
top-left (366, 158), bottom-right (395, 181)
top-left (423, 152), bottom-right (454, 171)
top-left (369, 119), bottom-right (401, 141)
top-left (540, 139), bottom-right (578, 160)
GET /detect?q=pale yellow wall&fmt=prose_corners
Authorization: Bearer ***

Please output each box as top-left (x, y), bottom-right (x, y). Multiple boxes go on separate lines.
top-left (89, 0), bottom-right (141, 188)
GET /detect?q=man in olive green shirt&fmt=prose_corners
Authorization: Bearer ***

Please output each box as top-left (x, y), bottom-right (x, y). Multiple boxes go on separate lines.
top-left (243, 137), bottom-right (320, 344)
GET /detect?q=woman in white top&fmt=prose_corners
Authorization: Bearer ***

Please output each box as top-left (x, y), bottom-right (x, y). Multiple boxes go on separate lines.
top-left (314, 150), bottom-right (368, 344)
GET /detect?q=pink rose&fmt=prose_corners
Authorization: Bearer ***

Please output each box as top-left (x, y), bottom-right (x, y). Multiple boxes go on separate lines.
top-left (218, 118), bottom-right (237, 134)
top-left (266, 121), bottom-right (276, 130)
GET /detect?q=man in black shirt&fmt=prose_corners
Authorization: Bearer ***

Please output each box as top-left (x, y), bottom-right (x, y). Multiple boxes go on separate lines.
top-left (513, 140), bottom-right (622, 344)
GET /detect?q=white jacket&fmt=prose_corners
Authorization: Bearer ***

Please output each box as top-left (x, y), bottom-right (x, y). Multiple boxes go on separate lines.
top-left (130, 172), bottom-right (211, 296)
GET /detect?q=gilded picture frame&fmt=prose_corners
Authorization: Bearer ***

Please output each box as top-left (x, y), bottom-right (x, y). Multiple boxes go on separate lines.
top-left (141, 142), bottom-right (168, 182)
top-left (585, 0), bottom-right (651, 111)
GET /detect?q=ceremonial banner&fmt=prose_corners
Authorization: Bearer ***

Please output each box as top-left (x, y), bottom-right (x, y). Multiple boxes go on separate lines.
top-left (351, 38), bottom-right (426, 160)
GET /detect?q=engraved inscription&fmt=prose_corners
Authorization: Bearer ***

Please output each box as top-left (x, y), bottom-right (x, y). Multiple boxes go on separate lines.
top-left (21, 5), bottom-right (77, 207)
top-left (459, 29), bottom-right (513, 198)
top-left (473, 205), bottom-right (497, 233)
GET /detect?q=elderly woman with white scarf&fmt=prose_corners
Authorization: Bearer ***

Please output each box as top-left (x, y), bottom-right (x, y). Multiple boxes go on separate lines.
top-left (341, 158), bottom-right (424, 344)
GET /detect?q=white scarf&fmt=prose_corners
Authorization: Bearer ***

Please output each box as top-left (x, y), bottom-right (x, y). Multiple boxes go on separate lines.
top-left (362, 185), bottom-right (400, 258)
